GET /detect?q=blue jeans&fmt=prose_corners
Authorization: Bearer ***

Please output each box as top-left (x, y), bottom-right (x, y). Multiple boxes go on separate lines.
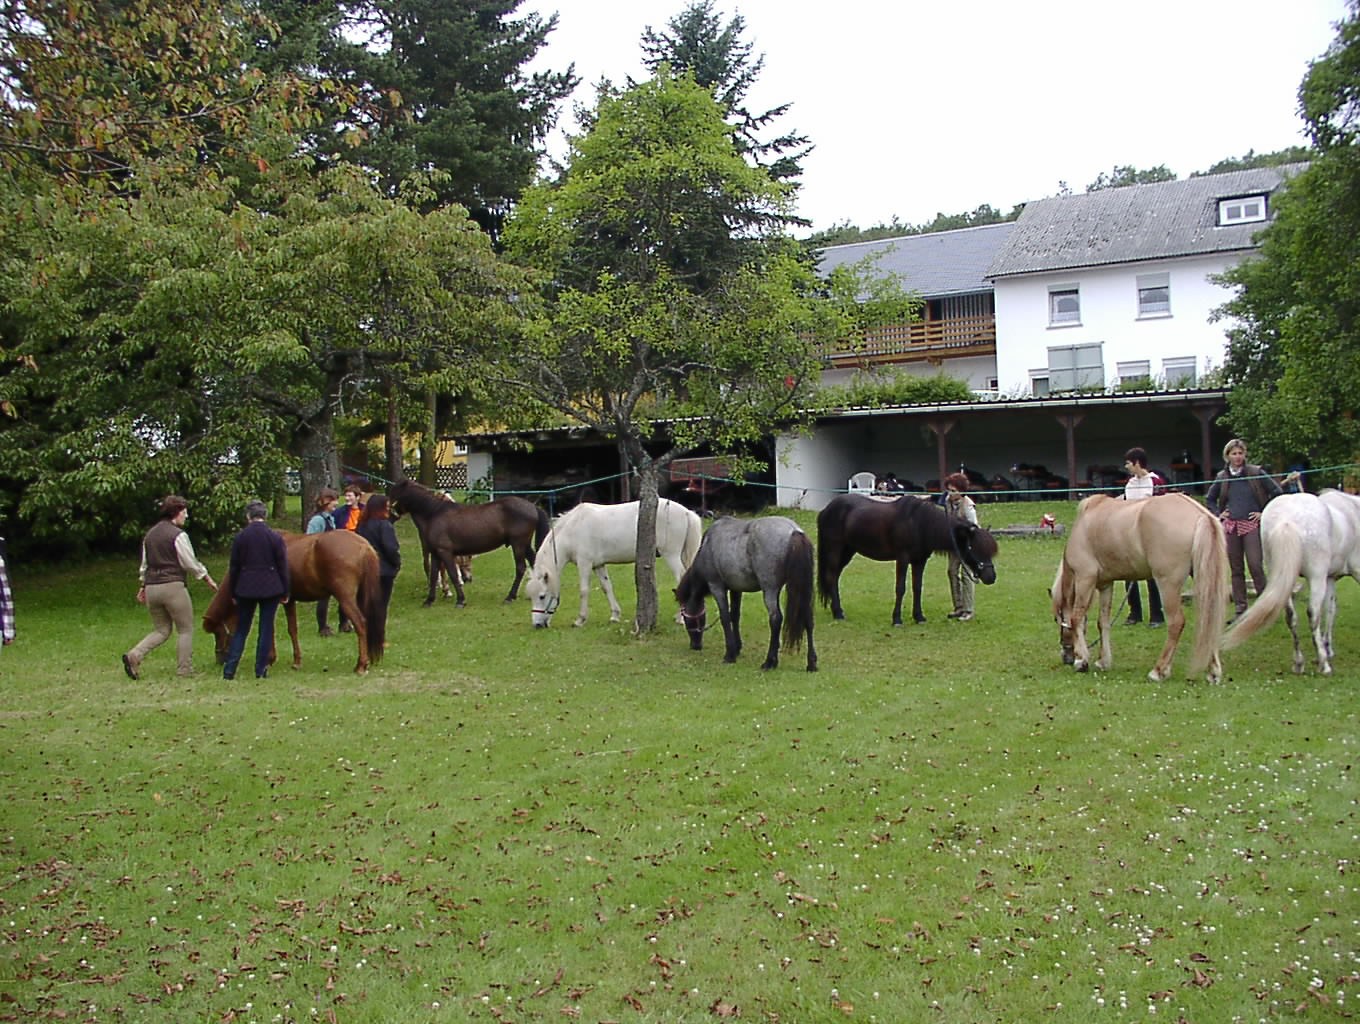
top-left (222, 596), bottom-right (281, 679)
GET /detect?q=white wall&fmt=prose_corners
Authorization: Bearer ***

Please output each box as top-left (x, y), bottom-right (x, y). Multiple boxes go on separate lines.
top-left (993, 252), bottom-right (1241, 395)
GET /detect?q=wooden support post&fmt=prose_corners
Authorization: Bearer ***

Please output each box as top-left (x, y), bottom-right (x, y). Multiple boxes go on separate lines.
top-left (926, 418), bottom-right (956, 486)
top-left (1054, 412), bottom-right (1084, 497)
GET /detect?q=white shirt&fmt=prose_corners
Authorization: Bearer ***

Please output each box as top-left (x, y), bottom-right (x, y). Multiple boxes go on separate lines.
top-left (1125, 472), bottom-right (1155, 501)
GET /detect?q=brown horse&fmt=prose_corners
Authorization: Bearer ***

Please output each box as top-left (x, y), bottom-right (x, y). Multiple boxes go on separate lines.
top-left (388, 478), bottom-right (549, 606)
top-left (1051, 493), bottom-right (1226, 683)
top-left (202, 530), bottom-right (386, 675)
top-left (817, 494), bottom-right (998, 626)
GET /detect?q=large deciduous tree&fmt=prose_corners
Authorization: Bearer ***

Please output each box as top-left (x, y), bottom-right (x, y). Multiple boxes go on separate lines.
top-left (1216, 3), bottom-right (1360, 478)
top-left (503, 72), bottom-right (905, 632)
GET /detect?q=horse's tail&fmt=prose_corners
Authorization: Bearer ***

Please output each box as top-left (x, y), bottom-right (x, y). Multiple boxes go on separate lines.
top-left (816, 500), bottom-right (846, 607)
top-left (359, 549), bottom-right (386, 664)
top-left (782, 531), bottom-right (815, 651)
top-left (681, 509), bottom-right (702, 568)
top-left (1187, 510), bottom-right (1229, 674)
top-left (1222, 519), bottom-right (1300, 652)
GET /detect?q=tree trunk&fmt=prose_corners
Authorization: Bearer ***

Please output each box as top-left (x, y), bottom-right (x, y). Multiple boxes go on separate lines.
top-left (419, 389), bottom-right (437, 488)
top-left (292, 400), bottom-right (340, 532)
top-left (384, 385), bottom-right (403, 483)
top-left (632, 453), bottom-right (661, 633)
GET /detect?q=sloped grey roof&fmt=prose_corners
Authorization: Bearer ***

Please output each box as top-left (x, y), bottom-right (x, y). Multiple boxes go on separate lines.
top-left (815, 221), bottom-right (1016, 298)
top-left (987, 164), bottom-right (1307, 278)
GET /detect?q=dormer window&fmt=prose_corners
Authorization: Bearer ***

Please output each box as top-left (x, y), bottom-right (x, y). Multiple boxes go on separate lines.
top-left (1219, 194), bottom-right (1267, 226)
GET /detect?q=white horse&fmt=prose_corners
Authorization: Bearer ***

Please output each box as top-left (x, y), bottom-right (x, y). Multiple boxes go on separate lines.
top-left (527, 499), bottom-right (703, 627)
top-left (1223, 489), bottom-right (1360, 674)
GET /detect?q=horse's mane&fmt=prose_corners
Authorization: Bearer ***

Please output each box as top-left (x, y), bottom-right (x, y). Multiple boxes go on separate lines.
top-left (389, 478), bottom-right (453, 517)
top-left (897, 495), bottom-right (958, 547)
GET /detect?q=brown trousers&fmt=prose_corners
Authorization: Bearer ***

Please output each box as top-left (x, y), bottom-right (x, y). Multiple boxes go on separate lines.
top-left (1225, 529), bottom-right (1267, 615)
top-left (130, 581), bottom-right (196, 675)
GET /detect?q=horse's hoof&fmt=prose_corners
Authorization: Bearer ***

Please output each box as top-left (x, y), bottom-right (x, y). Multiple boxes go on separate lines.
top-left (421, 600), bottom-right (435, 608)
top-left (807, 662), bottom-right (818, 672)
top-left (318, 627), bottom-right (335, 638)
top-left (1146, 669), bottom-right (1167, 682)
top-left (1074, 660), bottom-right (1089, 672)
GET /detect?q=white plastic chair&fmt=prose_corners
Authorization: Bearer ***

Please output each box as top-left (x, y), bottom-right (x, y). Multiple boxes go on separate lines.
top-left (848, 471), bottom-right (877, 494)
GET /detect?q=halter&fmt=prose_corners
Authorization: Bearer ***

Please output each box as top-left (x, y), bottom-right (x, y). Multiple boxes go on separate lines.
top-left (532, 592), bottom-right (561, 618)
top-left (679, 607), bottom-right (712, 632)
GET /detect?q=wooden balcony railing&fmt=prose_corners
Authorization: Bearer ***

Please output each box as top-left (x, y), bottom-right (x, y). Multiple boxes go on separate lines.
top-left (824, 314), bottom-right (997, 368)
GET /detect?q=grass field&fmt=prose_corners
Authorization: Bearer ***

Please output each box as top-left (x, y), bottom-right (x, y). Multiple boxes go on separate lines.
top-left (1, 500), bottom-right (1356, 1023)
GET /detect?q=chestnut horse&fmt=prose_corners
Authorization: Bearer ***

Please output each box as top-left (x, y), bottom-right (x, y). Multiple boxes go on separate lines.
top-left (388, 478), bottom-right (549, 607)
top-left (817, 493), bottom-right (998, 626)
top-left (202, 530), bottom-right (385, 675)
top-left (1051, 493), bottom-right (1226, 683)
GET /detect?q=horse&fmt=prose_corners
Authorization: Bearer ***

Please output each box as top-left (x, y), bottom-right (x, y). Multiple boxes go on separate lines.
top-left (388, 478), bottom-right (549, 606)
top-left (816, 493), bottom-right (998, 626)
top-left (1050, 492), bottom-right (1226, 683)
top-left (674, 515), bottom-right (817, 671)
top-left (390, 494), bottom-right (472, 597)
top-left (526, 499), bottom-right (702, 628)
top-left (1222, 489), bottom-right (1360, 675)
top-left (202, 530), bottom-right (385, 675)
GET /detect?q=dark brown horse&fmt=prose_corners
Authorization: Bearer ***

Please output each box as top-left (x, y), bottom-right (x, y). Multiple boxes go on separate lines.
top-left (202, 530), bottom-right (385, 674)
top-left (388, 478), bottom-right (549, 606)
top-left (817, 494), bottom-right (998, 626)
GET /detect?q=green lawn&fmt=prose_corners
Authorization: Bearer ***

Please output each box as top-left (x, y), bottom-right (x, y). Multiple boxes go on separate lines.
top-left (1, 500), bottom-right (1355, 1023)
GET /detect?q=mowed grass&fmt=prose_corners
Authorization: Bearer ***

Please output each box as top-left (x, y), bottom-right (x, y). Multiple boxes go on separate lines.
top-left (0, 500), bottom-right (1356, 1024)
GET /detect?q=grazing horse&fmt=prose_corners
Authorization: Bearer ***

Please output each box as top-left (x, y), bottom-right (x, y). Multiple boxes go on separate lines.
top-left (388, 478), bottom-right (549, 606)
top-left (674, 515), bottom-right (817, 671)
top-left (202, 530), bottom-right (385, 675)
top-left (1051, 493), bottom-right (1226, 683)
top-left (817, 494), bottom-right (998, 625)
top-left (1223, 489), bottom-right (1360, 675)
top-left (527, 499), bottom-right (702, 627)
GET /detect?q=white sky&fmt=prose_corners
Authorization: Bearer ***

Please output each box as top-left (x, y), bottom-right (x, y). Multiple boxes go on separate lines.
top-left (523, 0), bottom-right (1347, 235)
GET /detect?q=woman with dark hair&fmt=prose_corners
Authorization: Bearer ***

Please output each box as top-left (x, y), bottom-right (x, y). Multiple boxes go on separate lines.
top-left (357, 494), bottom-right (401, 617)
top-left (1121, 446), bottom-right (1165, 627)
top-left (123, 495), bottom-right (217, 679)
top-left (222, 500), bottom-right (290, 680)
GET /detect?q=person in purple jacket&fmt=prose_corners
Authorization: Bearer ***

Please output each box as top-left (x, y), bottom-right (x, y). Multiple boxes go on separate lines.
top-left (222, 500), bottom-right (290, 680)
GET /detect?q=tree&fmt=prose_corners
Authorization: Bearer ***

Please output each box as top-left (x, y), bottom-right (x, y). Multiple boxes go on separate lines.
top-left (639, 0), bottom-right (809, 185)
top-left (1085, 164), bottom-right (1177, 191)
top-left (503, 72), bottom-right (908, 632)
top-left (1216, 3), bottom-right (1360, 478)
top-left (257, 0), bottom-right (577, 237)
top-left (1196, 147), bottom-right (1313, 176)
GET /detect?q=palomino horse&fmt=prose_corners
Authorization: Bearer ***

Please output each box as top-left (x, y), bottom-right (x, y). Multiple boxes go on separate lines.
top-left (674, 515), bottom-right (817, 671)
top-left (526, 499), bottom-right (702, 627)
top-left (202, 530), bottom-right (385, 674)
top-left (1051, 493), bottom-right (1226, 683)
top-left (388, 478), bottom-right (549, 606)
top-left (1223, 489), bottom-right (1360, 674)
top-left (817, 493), bottom-right (998, 625)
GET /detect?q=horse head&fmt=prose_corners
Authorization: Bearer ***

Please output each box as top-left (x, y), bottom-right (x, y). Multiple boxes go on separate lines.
top-left (673, 575), bottom-right (707, 650)
top-left (954, 523), bottom-right (998, 585)
top-left (1050, 559), bottom-right (1076, 665)
top-left (526, 563), bottom-right (561, 628)
top-left (201, 591), bottom-right (237, 665)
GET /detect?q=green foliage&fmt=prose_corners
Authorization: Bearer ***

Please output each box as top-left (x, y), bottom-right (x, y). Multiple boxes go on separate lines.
top-left (1085, 164), bottom-right (1177, 191)
top-left (638, 0), bottom-right (809, 185)
top-left (1117, 375), bottom-right (1156, 392)
top-left (1195, 146), bottom-right (1314, 175)
top-left (802, 203), bottom-right (1022, 248)
top-left (818, 369), bottom-right (974, 408)
top-left (1216, 6), bottom-right (1360, 480)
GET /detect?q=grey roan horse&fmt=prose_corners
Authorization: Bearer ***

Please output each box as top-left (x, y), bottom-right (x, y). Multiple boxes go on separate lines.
top-left (673, 515), bottom-right (817, 671)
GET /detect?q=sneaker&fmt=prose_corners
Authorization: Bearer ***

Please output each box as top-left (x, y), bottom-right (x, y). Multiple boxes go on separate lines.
top-left (955, 612), bottom-right (974, 621)
top-left (946, 611), bottom-right (963, 619)
top-left (1148, 619), bottom-right (1165, 628)
top-left (122, 653), bottom-right (139, 680)
top-left (1122, 617), bottom-right (1142, 627)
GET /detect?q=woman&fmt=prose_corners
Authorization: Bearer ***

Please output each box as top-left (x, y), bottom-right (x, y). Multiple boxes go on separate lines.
top-left (123, 495), bottom-right (217, 679)
top-left (222, 500), bottom-right (290, 680)
top-left (356, 493), bottom-right (400, 619)
top-left (942, 472), bottom-right (978, 622)
top-left (307, 488), bottom-right (339, 636)
top-left (1205, 438), bottom-right (1296, 620)
top-left (1121, 447), bottom-right (1165, 628)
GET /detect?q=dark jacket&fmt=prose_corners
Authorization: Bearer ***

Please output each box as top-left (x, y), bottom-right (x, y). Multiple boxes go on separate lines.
top-left (1206, 464), bottom-right (1281, 519)
top-left (358, 518), bottom-right (401, 578)
top-left (228, 521), bottom-right (290, 599)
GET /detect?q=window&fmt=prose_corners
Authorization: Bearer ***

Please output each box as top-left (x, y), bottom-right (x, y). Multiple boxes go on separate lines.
top-left (1219, 195), bottom-right (1267, 225)
top-left (1136, 272), bottom-right (1171, 317)
top-left (1116, 360), bottom-right (1152, 389)
top-left (1030, 373), bottom-right (1050, 398)
top-left (1049, 285), bottom-right (1080, 326)
top-left (1048, 342), bottom-right (1104, 391)
top-left (1163, 356), bottom-right (1197, 388)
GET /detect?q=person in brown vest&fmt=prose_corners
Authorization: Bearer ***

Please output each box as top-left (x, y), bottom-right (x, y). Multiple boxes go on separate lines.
top-left (123, 495), bottom-right (217, 679)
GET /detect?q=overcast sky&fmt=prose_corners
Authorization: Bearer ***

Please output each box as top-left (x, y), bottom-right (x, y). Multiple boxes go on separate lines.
top-left (523, 0), bottom-right (1347, 235)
